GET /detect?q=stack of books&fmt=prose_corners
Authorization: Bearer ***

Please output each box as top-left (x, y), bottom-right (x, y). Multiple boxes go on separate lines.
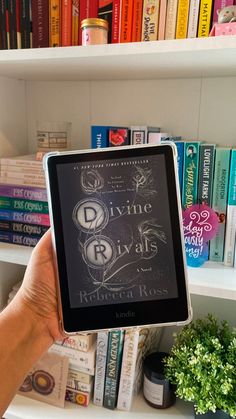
top-left (0, 154), bottom-right (49, 247)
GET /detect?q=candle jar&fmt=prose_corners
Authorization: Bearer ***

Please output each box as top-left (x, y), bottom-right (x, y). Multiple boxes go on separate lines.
top-left (143, 352), bottom-right (176, 409)
top-left (81, 18), bottom-right (108, 46)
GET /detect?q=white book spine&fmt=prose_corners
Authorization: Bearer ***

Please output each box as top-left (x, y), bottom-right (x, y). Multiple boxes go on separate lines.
top-left (116, 329), bottom-right (140, 411)
top-left (224, 206), bottom-right (236, 267)
top-left (0, 177), bottom-right (46, 188)
top-left (165, 0), bottom-right (178, 39)
top-left (55, 333), bottom-right (97, 352)
top-left (93, 331), bottom-right (109, 406)
top-left (187, 0), bottom-right (200, 37)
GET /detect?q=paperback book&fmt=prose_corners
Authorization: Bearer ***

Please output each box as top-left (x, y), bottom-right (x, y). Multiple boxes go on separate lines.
top-left (93, 330), bottom-right (109, 406)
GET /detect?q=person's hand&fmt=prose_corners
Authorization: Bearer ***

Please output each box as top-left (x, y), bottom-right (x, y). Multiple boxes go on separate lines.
top-left (17, 229), bottom-right (65, 342)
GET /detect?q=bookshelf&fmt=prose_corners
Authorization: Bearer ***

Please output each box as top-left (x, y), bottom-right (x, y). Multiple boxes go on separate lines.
top-left (0, 38), bottom-right (235, 419)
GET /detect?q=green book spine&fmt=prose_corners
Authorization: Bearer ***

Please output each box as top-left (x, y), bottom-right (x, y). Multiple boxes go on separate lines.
top-left (223, 149), bottom-right (236, 266)
top-left (209, 148), bottom-right (231, 262)
top-left (182, 142), bottom-right (200, 209)
top-left (0, 197), bottom-right (48, 214)
top-left (103, 330), bottom-right (124, 410)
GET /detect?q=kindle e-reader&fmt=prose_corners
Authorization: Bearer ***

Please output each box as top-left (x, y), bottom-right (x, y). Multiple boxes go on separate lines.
top-left (44, 143), bottom-right (192, 334)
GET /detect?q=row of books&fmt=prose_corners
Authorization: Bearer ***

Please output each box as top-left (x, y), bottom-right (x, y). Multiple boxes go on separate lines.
top-left (0, 154), bottom-right (49, 247)
top-left (0, 0), bottom-right (231, 51)
top-left (91, 124), bottom-right (236, 268)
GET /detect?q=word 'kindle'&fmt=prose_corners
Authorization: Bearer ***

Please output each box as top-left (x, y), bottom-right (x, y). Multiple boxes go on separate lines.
top-left (44, 144), bottom-right (192, 334)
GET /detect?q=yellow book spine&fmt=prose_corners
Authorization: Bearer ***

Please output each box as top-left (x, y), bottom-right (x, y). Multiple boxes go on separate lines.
top-left (197, 0), bottom-right (213, 37)
top-left (175, 0), bottom-right (190, 38)
top-left (49, 0), bottom-right (61, 47)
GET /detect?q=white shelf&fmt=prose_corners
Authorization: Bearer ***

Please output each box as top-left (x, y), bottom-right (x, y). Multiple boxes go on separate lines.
top-left (0, 243), bottom-right (32, 266)
top-left (1, 37), bottom-right (236, 81)
top-left (5, 394), bottom-right (193, 419)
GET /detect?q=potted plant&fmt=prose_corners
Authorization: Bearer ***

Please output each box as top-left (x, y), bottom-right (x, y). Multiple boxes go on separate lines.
top-left (164, 314), bottom-right (236, 418)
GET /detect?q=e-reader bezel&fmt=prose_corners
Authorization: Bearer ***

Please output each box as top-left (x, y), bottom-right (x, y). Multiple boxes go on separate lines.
top-left (44, 144), bottom-right (192, 334)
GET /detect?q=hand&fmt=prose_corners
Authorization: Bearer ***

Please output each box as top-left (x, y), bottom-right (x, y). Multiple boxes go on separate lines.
top-left (17, 229), bottom-right (65, 342)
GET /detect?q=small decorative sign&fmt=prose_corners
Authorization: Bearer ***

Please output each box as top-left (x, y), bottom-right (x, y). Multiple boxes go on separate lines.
top-left (182, 204), bottom-right (219, 267)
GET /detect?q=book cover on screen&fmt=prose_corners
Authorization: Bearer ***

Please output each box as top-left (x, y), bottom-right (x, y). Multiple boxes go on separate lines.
top-left (56, 153), bottom-right (179, 311)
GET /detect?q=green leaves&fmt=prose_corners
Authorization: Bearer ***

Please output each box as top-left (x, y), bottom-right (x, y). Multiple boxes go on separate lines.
top-left (164, 315), bottom-right (236, 417)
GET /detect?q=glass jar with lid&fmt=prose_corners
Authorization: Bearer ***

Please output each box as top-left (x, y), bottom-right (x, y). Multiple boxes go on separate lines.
top-left (81, 18), bottom-right (108, 45)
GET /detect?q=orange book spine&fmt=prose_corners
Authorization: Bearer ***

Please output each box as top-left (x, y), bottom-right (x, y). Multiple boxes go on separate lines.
top-left (61, 0), bottom-right (72, 46)
top-left (132, 0), bottom-right (143, 41)
top-left (120, 0), bottom-right (133, 42)
top-left (72, 0), bottom-right (79, 45)
top-left (49, 0), bottom-right (60, 47)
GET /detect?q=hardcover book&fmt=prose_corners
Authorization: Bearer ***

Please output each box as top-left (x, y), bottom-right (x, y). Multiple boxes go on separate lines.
top-left (21, 0), bottom-right (31, 48)
top-left (111, 0), bottom-right (121, 42)
top-left (130, 125), bottom-right (148, 145)
top-left (141, 0), bottom-right (160, 41)
top-left (175, 0), bottom-right (190, 38)
top-left (98, 0), bottom-right (113, 43)
top-left (32, 0), bottom-right (49, 48)
top-left (0, 210), bottom-right (50, 226)
top-left (93, 330), bottom-right (109, 406)
top-left (49, 0), bottom-right (60, 47)
top-left (187, 0), bottom-right (200, 37)
top-left (72, 0), bottom-right (79, 45)
top-left (197, 0), bottom-right (213, 37)
top-left (132, 0), bottom-right (143, 41)
top-left (224, 149), bottom-right (236, 267)
top-left (103, 330), bottom-right (124, 409)
top-left (120, 0), bottom-right (133, 42)
top-left (182, 141), bottom-right (200, 209)
top-left (61, 0), bottom-right (72, 46)
top-left (209, 147), bottom-right (231, 262)
top-left (165, 0), bottom-right (178, 39)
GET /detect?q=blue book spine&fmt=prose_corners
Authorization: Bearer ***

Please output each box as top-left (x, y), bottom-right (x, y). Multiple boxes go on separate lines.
top-left (175, 141), bottom-right (184, 195)
top-left (91, 126), bottom-right (110, 148)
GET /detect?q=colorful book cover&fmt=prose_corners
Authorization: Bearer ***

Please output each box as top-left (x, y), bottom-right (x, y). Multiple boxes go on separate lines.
top-left (158, 0), bottom-right (167, 39)
top-left (197, 144), bottom-right (215, 206)
top-left (197, 0), bottom-right (213, 37)
top-left (0, 231), bottom-right (41, 247)
top-left (0, 197), bottom-right (48, 213)
top-left (65, 388), bottom-right (90, 406)
top-left (0, 0), bottom-right (8, 49)
top-left (132, 0), bottom-right (143, 41)
top-left (32, 0), bottom-right (49, 48)
top-left (130, 125), bottom-right (147, 145)
top-left (98, 0), bottom-right (113, 43)
top-left (91, 125), bottom-right (111, 148)
top-left (165, 0), bottom-right (178, 39)
top-left (48, 343), bottom-right (96, 375)
top-left (111, 0), bottom-right (121, 42)
top-left (72, 0), bottom-right (79, 45)
top-left (175, 0), bottom-right (190, 38)
top-left (57, 333), bottom-right (97, 352)
top-left (103, 330), bottom-right (124, 409)
top-left (61, 0), bottom-right (72, 46)
top-left (212, 0), bottom-right (233, 24)
top-left (49, 0), bottom-right (60, 47)
top-left (224, 149), bottom-right (236, 267)
top-left (141, 0), bottom-right (160, 41)
top-left (182, 141), bottom-right (200, 209)
top-left (20, 0), bottom-right (31, 48)
top-left (187, 0), bottom-right (200, 37)
top-left (93, 330), bottom-right (109, 406)
top-left (209, 147), bottom-right (231, 262)
top-left (0, 209), bottom-right (50, 226)
top-left (0, 220), bottom-right (48, 236)
top-left (175, 141), bottom-right (185, 195)
top-left (120, 0), bottom-right (133, 42)
top-left (0, 184), bottom-right (48, 201)
top-left (108, 127), bottom-right (130, 147)
top-left (18, 352), bottom-right (69, 407)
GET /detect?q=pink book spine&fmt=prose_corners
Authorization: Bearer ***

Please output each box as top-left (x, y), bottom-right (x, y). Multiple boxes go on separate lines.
top-left (212, 0), bottom-right (234, 23)
top-left (158, 0), bottom-right (167, 39)
top-left (111, 0), bottom-right (121, 42)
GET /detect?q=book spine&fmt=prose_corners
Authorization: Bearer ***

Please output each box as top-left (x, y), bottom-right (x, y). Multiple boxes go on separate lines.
top-left (68, 368), bottom-right (93, 384)
top-left (103, 330), bottom-right (124, 410)
top-left (93, 330), bottom-right (109, 406)
top-left (116, 329), bottom-right (139, 411)
top-left (197, 0), bottom-right (213, 37)
top-left (65, 388), bottom-right (90, 406)
top-left (0, 0), bottom-right (8, 49)
top-left (0, 231), bottom-right (41, 247)
top-left (0, 220), bottom-right (48, 236)
top-left (224, 149), bottom-right (236, 267)
top-left (212, 0), bottom-right (233, 24)
top-left (175, 0), bottom-right (190, 38)
top-left (16, 0), bottom-right (21, 47)
top-left (61, 0), bottom-right (72, 46)
top-left (209, 148), bottom-right (231, 262)
top-left (58, 334), bottom-right (96, 352)
top-left (175, 141), bottom-right (185, 195)
top-left (0, 184), bottom-right (47, 201)
top-left (130, 126), bottom-right (147, 145)
top-left (31, 0), bottom-right (49, 48)
top-left (49, 0), bottom-right (60, 47)
top-left (49, 343), bottom-right (96, 375)
top-left (187, 0), bottom-right (200, 37)
top-left (20, 0), bottom-right (31, 48)
top-left (108, 128), bottom-right (130, 147)
top-left (0, 171), bottom-right (45, 181)
top-left (8, 0), bottom-right (17, 48)
top-left (197, 144), bottom-right (215, 206)
top-left (132, 0), bottom-right (143, 41)
top-left (98, 0), bottom-right (113, 43)
top-left (164, 0), bottom-right (178, 39)
top-left (72, 0), bottom-right (79, 45)
top-left (0, 177), bottom-right (46, 188)
top-left (0, 166), bottom-right (44, 175)
top-left (158, 0), bottom-right (167, 39)
top-left (0, 197), bottom-right (48, 213)
top-left (141, 0), bottom-right (160, 41)
top-left (182, 142), bottom-right (200, 209)
top-left (67, 375), bottom-right (93, 392)
top-left (0, 210), bottom-right (50, 226)
top-left (0, 157), bottom-right (43, 167)
top-left (91, 125), bottom-right (110, 148)
top-left (111, 0), bottom-right (121, 42)
top-left (120, 0), bottom-right (133, 42)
